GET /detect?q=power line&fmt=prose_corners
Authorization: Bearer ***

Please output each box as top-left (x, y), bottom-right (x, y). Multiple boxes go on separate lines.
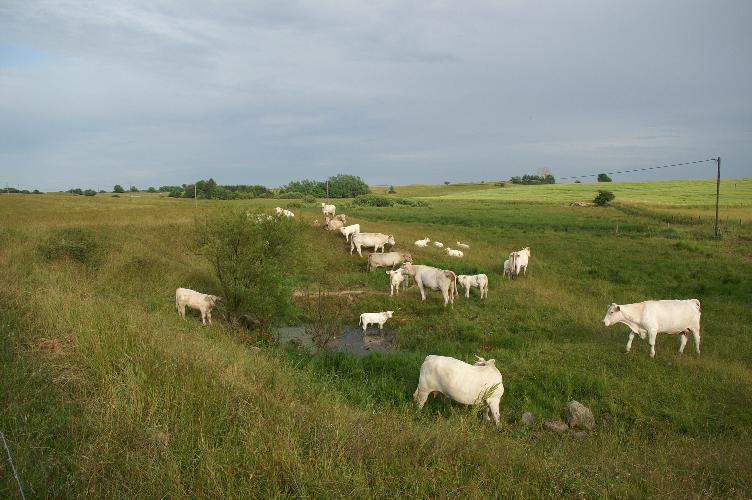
top-left (559, 158), bottom-right (718, 181)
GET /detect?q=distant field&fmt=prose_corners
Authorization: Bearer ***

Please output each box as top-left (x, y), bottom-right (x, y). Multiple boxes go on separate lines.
top-left (370, 182), bottom-right (501, 197)
top-left (431, 178), bottom-right (752, 205)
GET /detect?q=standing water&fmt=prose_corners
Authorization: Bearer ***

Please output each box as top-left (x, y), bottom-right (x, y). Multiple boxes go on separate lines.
top-left (277, 325), bottom-right (396, 356)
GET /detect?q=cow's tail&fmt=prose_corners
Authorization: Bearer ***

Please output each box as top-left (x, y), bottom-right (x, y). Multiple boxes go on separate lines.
top-left (175, 291), bottom-right (180, 311)
top-left (445, 271), bottom-right (457, 297)
top-left (358, 314), bottom-right (363, 326)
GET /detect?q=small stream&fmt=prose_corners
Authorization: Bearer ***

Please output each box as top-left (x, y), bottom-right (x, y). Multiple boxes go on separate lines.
top-left (277, 325), bottom-right (396, 355)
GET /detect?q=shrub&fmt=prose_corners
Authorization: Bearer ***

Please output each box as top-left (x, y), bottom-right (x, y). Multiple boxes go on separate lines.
top-left (593, 190), bottom-right (615, 206)
top-left (39, 227), bottom-right (101, 266)
top-left (387, 186), bottom-right (396, 194)
top-left (597, 173), bottom-right (613, 182)
top-left (67, 188), bottom-right (83, 195)
top-left (303, 195), bottom-right (316, 204)
top-left (353, 194), bottom-right (394, 207)
top-left (195, 209), bottom-right (303, 329)
top-left (278, 191), bottom-right (304, 199)
top-left (286, 201), bottom-right (302, 209)
top-left (83, 189), bottom-right (96, 196)
top-left (129, 186), bottom-right (139, 192)
top-left (112, 194), bottom-right (120, 198)
top-left (147, 187), bottom-right (157, 193)
top-left (394, 198), bottom-right (429, 207)
top-left (113, 185), bottom-right (125, 193)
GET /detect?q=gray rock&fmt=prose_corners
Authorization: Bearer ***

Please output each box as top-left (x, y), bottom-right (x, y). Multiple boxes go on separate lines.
top-left (565, 400), bottom-right (596, 430)
top-left (520, 411), bottom-right (536, 427)
top-left (544, 420), bottom-right (568, 433)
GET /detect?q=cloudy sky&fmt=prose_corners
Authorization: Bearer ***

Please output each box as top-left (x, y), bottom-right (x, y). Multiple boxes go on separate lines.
top-left (1, 1), bottom-right (750, 191)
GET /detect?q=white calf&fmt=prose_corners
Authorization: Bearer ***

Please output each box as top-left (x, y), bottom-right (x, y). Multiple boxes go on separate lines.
top-left (386, 269), bottom-right (408, 296)
top-left (446, 248), bottom-right (464, 258)
top-left (175, 288), bottom-right (221, 325)
top-left (359, 311), bottom-right (394, 333)
top-left (414, 237), bottom-right (431, 247)
top-left (457, 274), bottom-right (488, 299)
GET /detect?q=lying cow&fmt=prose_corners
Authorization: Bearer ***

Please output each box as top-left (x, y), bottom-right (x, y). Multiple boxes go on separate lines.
top-left (446, 248), bottom-right (464, 258)
top-left (368, 251), bottom-right (412, 271)
top-left (414, 237), bottom-right (431, 248)
top-left (400, 262), bottom-right (456, 306)
top-left (386, 269), bottom-right (408, 296)
top-left (321, 203), bottom-right (336, 217)
top-left (325, 217), bottom-right (345, 231)
top-left (413, 355), bottom-right (505, 425)
top-left (433, 241), bottom-right (444, 248)
top-left (603, 299), bottom-right (702, 358)
top-left (351, 232), bottom-right (395, 257)
top-left (339, 223), bottom-right (360, 242)
top-left (359, 311), bottom-right (394, 334)
top-left (456, 241), bottom-right (470, 249)
top-left (175, 288), bottom-right (221, 325)
top-left (457, 274), bottom-right (488, 299)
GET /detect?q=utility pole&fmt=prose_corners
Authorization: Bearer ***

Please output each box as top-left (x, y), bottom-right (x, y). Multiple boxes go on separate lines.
top-left (714, 157), bottom-right (721, 239)
top-left (194, 183), bottom-right (197, 208)
top-left (326, 180), bottom-right (329, 198)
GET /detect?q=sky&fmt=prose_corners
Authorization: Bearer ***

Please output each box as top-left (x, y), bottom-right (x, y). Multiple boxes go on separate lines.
top-left (0, 0), bottom-right (750, 191)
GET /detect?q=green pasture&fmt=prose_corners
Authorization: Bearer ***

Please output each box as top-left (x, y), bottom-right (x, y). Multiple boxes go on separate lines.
top-left (1, 185), bottom-right (751, 497)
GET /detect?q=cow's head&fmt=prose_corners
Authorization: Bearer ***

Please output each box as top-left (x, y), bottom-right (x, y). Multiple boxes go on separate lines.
top-left (386, 311), bottom-right (394, 318)
top-left (401, 251), bottom-right (412, 262)
top-left (603, 303), bottom-right (622, 326)
top-left (400, 262), bottom-right (414, 275)
top-left (387, 235), bottom-right (395, 245)
top-left (474, 356), bottom-right (495, 367)
top-left (205, 295), bottom-right (221, 307)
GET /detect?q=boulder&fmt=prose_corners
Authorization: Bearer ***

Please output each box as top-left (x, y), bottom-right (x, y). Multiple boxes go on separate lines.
top-left (544, 420), bottom-right (568, 433)
top-left (565, 400), bottom-right (595, 430)
top-left (520, 412), bottom-right (536, 427)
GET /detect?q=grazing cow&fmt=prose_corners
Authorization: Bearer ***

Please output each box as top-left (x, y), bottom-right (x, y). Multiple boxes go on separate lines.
top-left (275, 207), bottom-right (295, 218)
top-left (339, 223), bottom-right (360, 241)
top-left (386, 269), bottom-right (408, 296)
top-left (413, 355), bottom-right (504, 425)
top-left (350, 233), bottom-right (395, 257)
top-left (175, 288), bottom-right (221, 325)
top-left (603, 299), bottom-right (702, 358)
top-left (414, 237), bottom-right (431, 247)
top-left (456, 241), bottom-right (470, 249)
top-left (325, 217), bottom-right (345, 231)
top-left (334, 214), bottom-right (347, 224)
top-left (446, 248), bottom-right (464, 258)
top-left (321, 203), bottom-right (336, 217)
top-left (511, 247), bottom-right (530, 277)
top-left (503, 257), bottom-right (513, 280)
top-left (433, 241), bottom-right (444, 248)
top-left (359, 311), bottom-right (393, 333)
top-left (367, 251), bottom-right (412, 271)
top-left (457, 274), bottom-right (488, 299)
top-left (400, 262), bottom-right (456, 306)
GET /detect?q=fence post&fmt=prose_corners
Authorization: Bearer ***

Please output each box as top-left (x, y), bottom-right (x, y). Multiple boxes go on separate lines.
top-left (714, 157), bottom-right (721, 238)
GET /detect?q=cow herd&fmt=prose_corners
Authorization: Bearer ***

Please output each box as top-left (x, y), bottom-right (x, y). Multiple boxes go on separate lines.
top-left (174, 202), bottom-right (705, 425)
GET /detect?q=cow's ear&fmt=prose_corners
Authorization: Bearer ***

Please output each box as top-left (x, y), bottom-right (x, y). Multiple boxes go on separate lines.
top-left (614, 305), bottom-right (620, 312)
top-left (487, 359), bottom-right (496, 366)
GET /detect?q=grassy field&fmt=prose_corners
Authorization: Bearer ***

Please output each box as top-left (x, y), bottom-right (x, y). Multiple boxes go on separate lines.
top-left (435, 178), bottom-right (752, 206)
top-left (1, 183), bottom-right (751, 497)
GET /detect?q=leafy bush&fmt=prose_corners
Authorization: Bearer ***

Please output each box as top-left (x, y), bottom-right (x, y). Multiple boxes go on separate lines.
top-left (195, 209), bottom-right (303, 329)
top-left (303, 195), bottom-right (316, 204)
top-left (39, 227), bottom-right (101, 266)
top-left (593, 190), bottom-right (615, 206)
top-left (112, 194), bottom-right (120, 198)
top-left (387, 186), bottom-right (396, 194)
top-left (597, 173), bottom-right (612, 182)
top-left (147, 187), bottom-right (157, 193)
top-left (278, 191), bottom-right (304, 199)
top-left (279, 174), bottom-right (370, 198)
top-left (67, 188), bottom-right (83, 195)
top-left (510, 174), bottom-right (555, 185)
top-left (83, 189), bottom-right (96, 196)
top-left (113, 185), bottom-right (125, 193)
top-left (353, 194), bottom-right (394, 207)
top-left (286, 201), bottom-right (302, 209)
top-left (129, 186), bottom-right (139, 192)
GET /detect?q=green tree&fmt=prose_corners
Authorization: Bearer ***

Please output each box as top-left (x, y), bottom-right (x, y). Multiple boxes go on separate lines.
top-left (195, 209), bottom-right (303, 329)
top-left (147, 186), bottom-right (157, 193)
top-left (387, 186), bottom-right (396, 194)
top-left (597, 173), bottom-right (612, 182)
top-left (113, 185), bottom-right (125, 193)
top-left (593, 190), bottom-right (615, 206)
top-left (129, 185), bottom-right (139, 192)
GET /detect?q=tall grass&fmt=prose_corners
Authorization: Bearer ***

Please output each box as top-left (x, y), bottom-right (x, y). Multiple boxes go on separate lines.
top-left (1, 191), bottom-right (751, 497)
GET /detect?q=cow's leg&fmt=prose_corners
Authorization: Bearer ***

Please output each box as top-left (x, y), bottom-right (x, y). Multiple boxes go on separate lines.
top-left (418, 282), bottom-right (426, 301)
top-left (207, 310), bottom-right (212, 325)
top-left (679, 331), bottom-right (688, 354)
top-left (179, 304), bottom-right (186, 320)
top-left (488, 398), bottom-right (501, 426)
top-left (201, 311), bottom-right (207, 325)
top-left (465, 287), bottom-right (470, 299)
top-left (625, 331), bottom-right (635, 353)
top-left (690, 326), bottom-right (701, 355)
top-left (648, 330), bottom-right (657, 358)
top-left (413, 388), bottom-right (430, 409)
top-left (362, 322), bottom-right (368, 334)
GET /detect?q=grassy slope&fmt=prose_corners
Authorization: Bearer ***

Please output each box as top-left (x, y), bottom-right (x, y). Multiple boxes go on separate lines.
top-left (370, 182), bottom-right (501, 197)
top-left (435, 178), bottom-right (752, 205)
top-left (1, 190), bottom-right (751, 497)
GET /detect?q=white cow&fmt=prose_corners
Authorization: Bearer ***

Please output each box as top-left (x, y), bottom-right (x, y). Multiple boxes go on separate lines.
top-left (275, 207), bottom-right (295, 218)
top-left (413, 355), bottom-right (505, 425)
top-left (603, 299), bottom-right (702, 358)
top-left (175, 288), bottom-right (221, 325)
top-left (456, 241), bottom-right (470, 249)
top-left (414, 237), bottom-right (431, 247)
top-left (503, 257), bottom-right (513, 280)
top-left (350, 233), bottom-right (395, 257)
top-left (446, 248), bottom-right (464, 258)
top-left (457, 274), bottom-right (488, 299)
top-left (386, 269), bottom-right (408, 296)
top-left (339, 223), bottom-right (361, 241)
top-left (359, 311), bottom-right (394, 333)
top-left (510, 247), bottom-right (530, 277)
top-left (433, 241), bottom-right (444, 248)
top-left (334, 214), bottom-right (347, 224)
top-left (325, 217), bottom-right (345, 231)
top-left (400, 262), bottom-right (457, 306)
top-left (321, 203), bottom-right (336, 217)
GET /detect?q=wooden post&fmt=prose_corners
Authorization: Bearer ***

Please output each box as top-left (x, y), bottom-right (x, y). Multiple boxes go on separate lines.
top-left (714, 157), bottom-right (721, 238)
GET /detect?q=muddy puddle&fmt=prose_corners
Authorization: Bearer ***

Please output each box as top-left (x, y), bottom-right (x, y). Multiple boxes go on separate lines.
top-left (277, 325), bottom-right (396, 356)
